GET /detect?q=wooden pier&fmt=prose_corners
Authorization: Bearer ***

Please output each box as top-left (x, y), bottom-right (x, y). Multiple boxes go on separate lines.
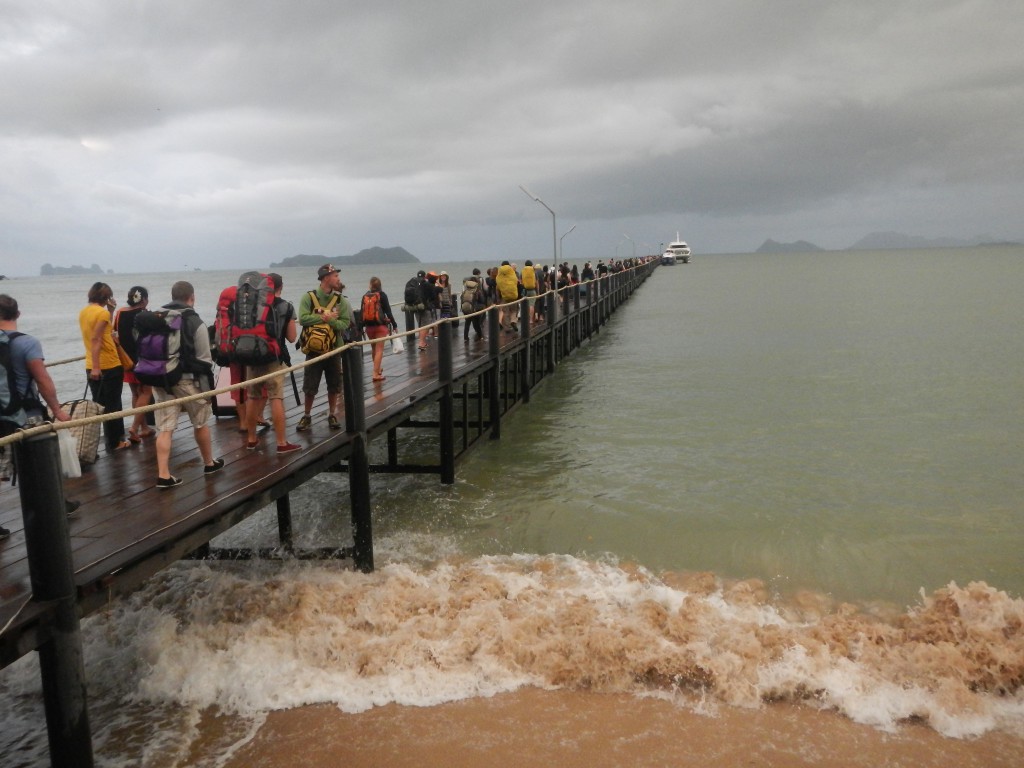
top-left (0, 260), bottom-right (656, 765)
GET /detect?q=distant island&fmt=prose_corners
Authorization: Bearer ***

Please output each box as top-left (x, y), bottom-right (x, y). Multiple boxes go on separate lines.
top-left (756, 239), bottom-right (825, 254)
top-left (40, 263), bottom-right (109, 276)
top-left (270, 246), bottom-right (420, 269)
top-left (754, 232), bottom-right (1021, 253)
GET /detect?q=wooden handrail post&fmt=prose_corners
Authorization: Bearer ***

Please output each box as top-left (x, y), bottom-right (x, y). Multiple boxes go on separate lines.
top-left (15, 431), bottom-right (94, 768)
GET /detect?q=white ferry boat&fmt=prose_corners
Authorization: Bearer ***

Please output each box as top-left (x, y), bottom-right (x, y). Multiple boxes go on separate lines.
top-left (662, 234), bottom-right (691, 264)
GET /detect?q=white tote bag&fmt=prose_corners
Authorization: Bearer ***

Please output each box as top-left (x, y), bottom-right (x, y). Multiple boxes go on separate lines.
top-left (57, 429), bottom-right (82, 478)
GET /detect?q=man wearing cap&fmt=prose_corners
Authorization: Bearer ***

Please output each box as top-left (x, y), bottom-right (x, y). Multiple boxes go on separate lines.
top-left (296, 264), bottom-right (351, 432)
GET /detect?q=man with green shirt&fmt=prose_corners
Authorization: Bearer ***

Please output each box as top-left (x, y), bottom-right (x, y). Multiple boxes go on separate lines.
top-left (296, 264), bottom-right (351, 431)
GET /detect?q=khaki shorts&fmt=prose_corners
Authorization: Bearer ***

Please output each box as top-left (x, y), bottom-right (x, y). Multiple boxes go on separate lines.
top-left (153, 377), bottom-right (212, 432)
top-left (245, 360), bottom-right (286, 400)
top-left (302, 352), bottom-right (342, 396)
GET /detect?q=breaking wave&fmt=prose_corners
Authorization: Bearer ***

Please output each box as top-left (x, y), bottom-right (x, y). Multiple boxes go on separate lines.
top-left (100, 554), bottom-right (1024, 740)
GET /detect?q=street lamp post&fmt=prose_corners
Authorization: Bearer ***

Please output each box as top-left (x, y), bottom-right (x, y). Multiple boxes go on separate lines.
top-left (559, 224), bottom-right (576, 263)
top-left (519, 185), bottom-right (557, 267)
top-left (622, 233), bottom-right (636, 259)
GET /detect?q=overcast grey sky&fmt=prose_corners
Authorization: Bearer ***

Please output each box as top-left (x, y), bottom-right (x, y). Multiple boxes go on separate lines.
top-left (1, 1), bottom-right (1021, 275)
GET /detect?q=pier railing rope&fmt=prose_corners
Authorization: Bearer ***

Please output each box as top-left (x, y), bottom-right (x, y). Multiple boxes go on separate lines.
top-left (2, 260), bottom-right (653, 451)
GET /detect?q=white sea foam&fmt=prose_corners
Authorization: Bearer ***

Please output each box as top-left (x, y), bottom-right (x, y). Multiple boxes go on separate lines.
top-left (3, 553), bottom-right (1024, 766)
top-left (112, 557), bottom-right (1024, 732)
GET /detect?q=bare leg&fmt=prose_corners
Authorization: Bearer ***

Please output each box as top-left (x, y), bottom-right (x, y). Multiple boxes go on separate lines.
top-left (246, 396), bottom-right (266, 443)
top-left (372, 341), bottom-right (384, 377)
top-left (194, 424), bottom-right (213, 465)
top-left (270, 398), bottom-right (288, 446)
top-left (156, 430), bottom-right (173, 478)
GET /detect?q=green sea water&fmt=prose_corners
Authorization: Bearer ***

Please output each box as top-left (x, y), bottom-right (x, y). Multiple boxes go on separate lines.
top-left (7, 247), bottom-right (1024, 604)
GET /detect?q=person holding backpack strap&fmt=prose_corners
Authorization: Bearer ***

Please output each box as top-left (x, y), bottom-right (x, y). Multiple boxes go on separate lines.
top-left (296, 264), bottom-right (351, 432)
top-left (150, 281), bottom-right (223, 488)
top-left (361, 276), bottom-right (398, 382)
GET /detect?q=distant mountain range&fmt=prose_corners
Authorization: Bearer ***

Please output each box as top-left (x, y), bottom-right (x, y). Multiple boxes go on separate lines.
top-left (756, 232), bottom-right (1021, 253)
top-left (270, 246), bottom-right (419, 269)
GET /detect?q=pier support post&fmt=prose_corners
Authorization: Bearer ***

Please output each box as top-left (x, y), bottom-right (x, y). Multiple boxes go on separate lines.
top-left (438, 322), bottom-right (455, 484)
top-left (276, 494), bottom-right (293, 553)
top-left (404, 311), bottom-right (416, 356)
top-left (546, 292), bottom-right (556, 373)
top-left (585, 280), bottom-right (594, 340)
top-left (15, 431), bottom-right (94, 768)
top-left (487, 306), bottom-right (501, 439)
top-left (519, 300), bottom-right (531, 403)
top-left (600, 276), bottom-right (609, 325)
top-left (387, 427), bottom-right (398, 467)
top-left (342, 345), bottom-right (373, 573)
top-left (561, 289), bottom-right (571, 358)
top-left (572, 285), bottom-right (581, 350)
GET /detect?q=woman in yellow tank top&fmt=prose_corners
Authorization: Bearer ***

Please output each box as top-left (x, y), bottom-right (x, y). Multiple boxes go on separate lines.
top-left (79, 282), bottom-right (130, 452)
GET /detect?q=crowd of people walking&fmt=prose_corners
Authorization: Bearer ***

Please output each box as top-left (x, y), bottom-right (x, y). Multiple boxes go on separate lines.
top-left (0, 256), bottom-right (645, 519)
top-left (400, 256), bottom-right (644, 346)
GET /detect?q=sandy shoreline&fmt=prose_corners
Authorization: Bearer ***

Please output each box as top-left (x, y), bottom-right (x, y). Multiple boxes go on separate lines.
top-left (210, 688), bottom-right (1024, 767)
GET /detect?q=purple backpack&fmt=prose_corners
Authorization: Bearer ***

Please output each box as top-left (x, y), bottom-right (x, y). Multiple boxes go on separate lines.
top-left (133, 309), bottom-right (185, 388)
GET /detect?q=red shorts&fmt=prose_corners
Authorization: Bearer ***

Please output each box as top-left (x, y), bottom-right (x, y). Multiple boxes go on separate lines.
top-left (364, 323), bottom-right (389, 341)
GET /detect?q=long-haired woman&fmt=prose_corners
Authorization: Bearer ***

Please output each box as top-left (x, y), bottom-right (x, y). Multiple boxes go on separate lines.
top-left (79, 281), bottom-right (130, 452)
top-left (362, 276), bottom-right (398, 382)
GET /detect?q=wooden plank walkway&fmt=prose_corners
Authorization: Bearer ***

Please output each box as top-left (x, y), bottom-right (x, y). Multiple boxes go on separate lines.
top-left (0, 263), bottom-right (656, 672)
top-left (1, 333), bottom-right (484, 660)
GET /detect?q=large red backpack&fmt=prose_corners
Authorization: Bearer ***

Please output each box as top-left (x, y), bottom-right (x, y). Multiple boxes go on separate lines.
top-left (211, 285), bottom-right (236, 366)
top-left (225, 272), bottom-right (281, 365)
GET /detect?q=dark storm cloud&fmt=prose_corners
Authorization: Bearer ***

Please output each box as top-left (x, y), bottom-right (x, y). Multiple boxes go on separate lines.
top-left (1, 0), bottom-right (1022, 272)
